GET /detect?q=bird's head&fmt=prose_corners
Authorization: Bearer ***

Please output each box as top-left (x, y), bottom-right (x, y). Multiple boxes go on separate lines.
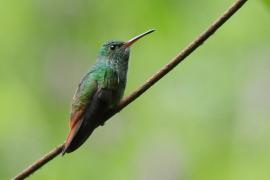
top-left (98, 29), bottom-right (155, 64)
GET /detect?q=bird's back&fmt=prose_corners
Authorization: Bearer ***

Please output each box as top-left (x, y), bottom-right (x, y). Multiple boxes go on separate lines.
top-left (63, 63), bottom-right (126, 154)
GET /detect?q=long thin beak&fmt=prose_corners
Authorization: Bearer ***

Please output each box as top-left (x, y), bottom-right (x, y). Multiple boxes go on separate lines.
top-left (123, 29), bottom-right (155, 48)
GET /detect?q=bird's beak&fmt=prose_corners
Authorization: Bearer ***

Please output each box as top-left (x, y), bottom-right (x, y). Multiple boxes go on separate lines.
top-left (123, 29), bottom-right (155, 48)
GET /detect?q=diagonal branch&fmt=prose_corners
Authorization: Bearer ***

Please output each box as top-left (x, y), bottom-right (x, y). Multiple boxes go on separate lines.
top-left (13, 0), bottom-right (248, 179)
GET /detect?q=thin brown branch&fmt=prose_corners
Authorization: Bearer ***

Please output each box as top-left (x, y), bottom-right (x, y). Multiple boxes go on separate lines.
top-left (13, 144), bottom-right (64, 180)
top-left (13, 0), bottom-right (248, 179)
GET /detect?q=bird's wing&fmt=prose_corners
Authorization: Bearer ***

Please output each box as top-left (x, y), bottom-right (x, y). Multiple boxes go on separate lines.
top-left (64, 71), bottom-right (98, 152)
top-left (70, 71), bottom-right (98, 127)
top-left (63, 66), bottom-right (120, 153)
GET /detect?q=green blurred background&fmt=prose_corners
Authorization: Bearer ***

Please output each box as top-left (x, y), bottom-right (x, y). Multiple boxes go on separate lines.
top-left (1, 0), bottom-right (270, 179)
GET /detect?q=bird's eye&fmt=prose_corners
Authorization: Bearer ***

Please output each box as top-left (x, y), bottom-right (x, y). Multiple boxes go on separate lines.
top-left (110, 45), bottom-right (116, 50)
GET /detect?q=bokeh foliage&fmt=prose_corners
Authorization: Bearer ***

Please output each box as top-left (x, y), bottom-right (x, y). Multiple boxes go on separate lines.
top-left (0, 0), bottom-right (270, 179)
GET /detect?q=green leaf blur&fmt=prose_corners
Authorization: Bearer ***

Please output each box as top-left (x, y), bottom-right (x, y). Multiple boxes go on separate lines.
top-left (262, 0), bottom-right (270, 8)
top-left (1, 0), bottom-right (270, 179)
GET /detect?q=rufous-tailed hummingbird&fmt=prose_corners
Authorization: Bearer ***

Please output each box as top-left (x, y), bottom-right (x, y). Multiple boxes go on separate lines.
top-left (62, 30), bottom-right (155, 154)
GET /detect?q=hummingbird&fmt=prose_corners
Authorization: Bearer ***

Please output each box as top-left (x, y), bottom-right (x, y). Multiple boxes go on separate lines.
top-left (62, 29), bottom-right (155, 154)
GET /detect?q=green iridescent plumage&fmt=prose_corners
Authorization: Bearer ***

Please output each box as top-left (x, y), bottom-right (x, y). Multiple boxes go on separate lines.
top-left (63, 30), bottom-right (154, 154)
